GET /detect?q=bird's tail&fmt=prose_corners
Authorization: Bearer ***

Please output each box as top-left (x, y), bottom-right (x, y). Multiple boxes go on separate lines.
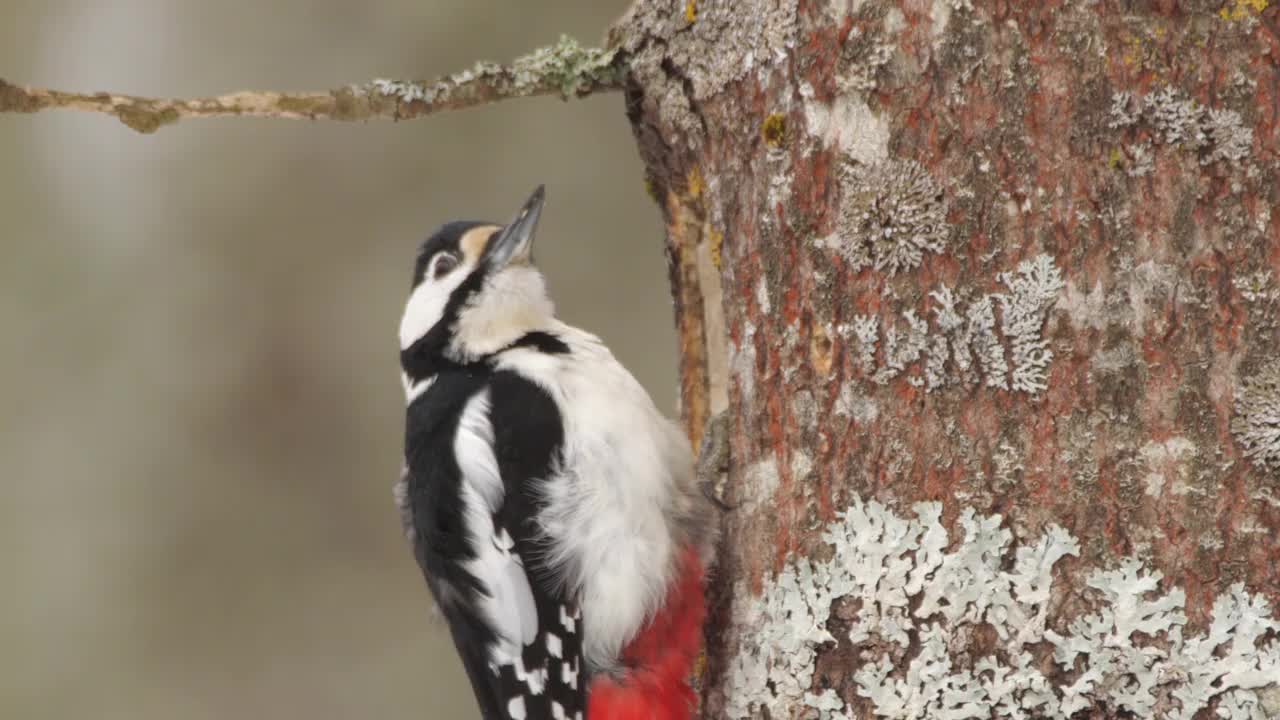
top-left (586, 547), bottom-right (706, 720)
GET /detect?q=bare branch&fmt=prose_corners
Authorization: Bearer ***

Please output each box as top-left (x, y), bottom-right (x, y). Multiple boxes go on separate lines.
top-left (0, 36), bottom-right (625, 134)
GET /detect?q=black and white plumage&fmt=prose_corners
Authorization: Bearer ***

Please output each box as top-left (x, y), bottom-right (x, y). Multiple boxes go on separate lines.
top-left (394, 187), bottom-right (714, 720)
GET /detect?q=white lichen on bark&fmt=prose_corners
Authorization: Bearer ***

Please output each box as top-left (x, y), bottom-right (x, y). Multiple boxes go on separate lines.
top-left (842, 254), bottom-right (1064, 394)
top-left (614, 0), bottom-right (799, 148)
top-left (1231, 359), bottom-right (1280, 473)
top-left (724, 498), bottom-right (1280, 720)
top-left (873, 310), bottom-right (930, 386)
top-left (1108, 86), bottom-right (1255, 167)
top-left (1234, 270), bottom-right (1278, 304)
top-left (830, 160), bottom-right (949, 276)
top-left (996, 254), bottom-right (1067, 394)
top-left (843, 315), bottom-right (881, 376)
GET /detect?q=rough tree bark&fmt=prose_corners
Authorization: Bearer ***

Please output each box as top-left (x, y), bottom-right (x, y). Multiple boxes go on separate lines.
top-left (611, 1), bottom-right (1280, 718)
top-left (6, 1), bottom-right (1280, 718)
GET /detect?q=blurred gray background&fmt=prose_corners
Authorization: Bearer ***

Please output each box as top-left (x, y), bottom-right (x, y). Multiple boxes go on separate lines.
top-left (0, 1), bottom-right (677, 717)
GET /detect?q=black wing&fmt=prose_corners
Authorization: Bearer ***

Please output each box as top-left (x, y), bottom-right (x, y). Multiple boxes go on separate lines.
top-left (402, 367), bottom-right (586, 720)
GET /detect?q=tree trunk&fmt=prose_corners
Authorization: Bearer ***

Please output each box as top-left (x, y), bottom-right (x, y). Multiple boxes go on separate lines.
top-left (613, 1), bottom-right (1280, 718)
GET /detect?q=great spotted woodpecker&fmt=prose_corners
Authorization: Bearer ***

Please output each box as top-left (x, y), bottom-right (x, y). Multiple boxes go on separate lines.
top-left (394, 187), bottom-right (716, 719)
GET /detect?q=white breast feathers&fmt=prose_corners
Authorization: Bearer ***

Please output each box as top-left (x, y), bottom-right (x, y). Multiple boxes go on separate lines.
top-left (495, 323), bottom-right (694, 672)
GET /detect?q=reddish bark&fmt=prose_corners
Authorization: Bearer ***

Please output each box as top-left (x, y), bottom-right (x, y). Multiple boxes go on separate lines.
top-left (615, 0), bottom-right (1280, 717)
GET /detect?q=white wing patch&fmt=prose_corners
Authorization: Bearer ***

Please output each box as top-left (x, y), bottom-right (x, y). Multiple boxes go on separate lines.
top-left (456, 390), bottom-right (503, 512)
top-left (492, 529), bottom-right (539, 650)
top-left (455, 390), bottom-right (539, 662)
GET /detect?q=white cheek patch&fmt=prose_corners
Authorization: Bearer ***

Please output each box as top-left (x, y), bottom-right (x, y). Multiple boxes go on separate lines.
top-left (398, 258), bottom-right (477, 350)
top-left (399, 278), bottom-right (453, 350)
top-left (399, 227), bottom-right (498, 351)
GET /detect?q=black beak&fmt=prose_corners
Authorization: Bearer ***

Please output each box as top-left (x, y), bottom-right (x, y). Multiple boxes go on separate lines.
top-left (484, 185), bottom-right (545, 269)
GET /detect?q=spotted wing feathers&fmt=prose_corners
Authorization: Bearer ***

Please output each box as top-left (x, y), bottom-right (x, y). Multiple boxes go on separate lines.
top-left (403, 369), bottom-right (585, 719)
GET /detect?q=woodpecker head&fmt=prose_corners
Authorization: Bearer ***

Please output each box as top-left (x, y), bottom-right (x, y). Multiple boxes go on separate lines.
top-left (399, 186), bottom-right (554, 382)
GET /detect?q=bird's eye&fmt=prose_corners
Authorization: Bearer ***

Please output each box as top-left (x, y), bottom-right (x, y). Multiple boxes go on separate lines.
top-left (433, 253), bottom-right (459, 279)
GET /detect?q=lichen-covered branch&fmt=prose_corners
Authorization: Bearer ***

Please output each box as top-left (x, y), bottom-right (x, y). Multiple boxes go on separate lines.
top-left (0, 36), bottom-right (624, 134)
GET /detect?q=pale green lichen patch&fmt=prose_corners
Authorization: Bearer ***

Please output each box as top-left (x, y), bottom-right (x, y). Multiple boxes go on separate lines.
top-left (1, 37), bottom-right (625, 133)
top-left (367, 36), bottom-right (622, 108)
top-left (508, 37), bottom-right (623, 99)
top-left (725, 498), bottom-right (1280, 720)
